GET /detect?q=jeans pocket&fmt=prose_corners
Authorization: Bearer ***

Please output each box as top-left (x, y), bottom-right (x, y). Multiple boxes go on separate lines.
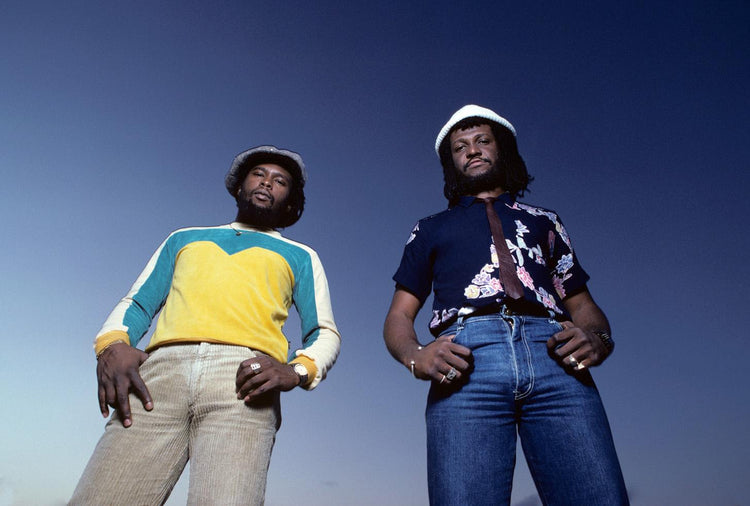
top-left (438, 323), bottom-right (460, 341)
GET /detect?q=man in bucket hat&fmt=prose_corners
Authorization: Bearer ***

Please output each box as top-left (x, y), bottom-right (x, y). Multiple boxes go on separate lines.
top-left (384, 106), bottom-right (628, 505)
top-left (71, 146), bottom-right (341, 505)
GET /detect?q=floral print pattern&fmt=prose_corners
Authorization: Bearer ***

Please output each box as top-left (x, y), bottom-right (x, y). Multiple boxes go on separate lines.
top-left (461, 206), bottom-right (574, 316)
top-left (394, 194), bottom-right (589, 336)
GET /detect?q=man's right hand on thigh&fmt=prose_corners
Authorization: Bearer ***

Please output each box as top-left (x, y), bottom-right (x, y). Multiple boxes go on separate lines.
top-left (96, 343), bottom-right (153, 428)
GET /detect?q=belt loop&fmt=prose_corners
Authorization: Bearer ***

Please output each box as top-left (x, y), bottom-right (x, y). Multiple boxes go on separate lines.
top-left (456, 316), bottom-right (465, 332)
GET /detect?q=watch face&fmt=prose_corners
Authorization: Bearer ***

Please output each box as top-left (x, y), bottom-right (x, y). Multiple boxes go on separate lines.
top-left (293, 363), bottom-right (308, 382)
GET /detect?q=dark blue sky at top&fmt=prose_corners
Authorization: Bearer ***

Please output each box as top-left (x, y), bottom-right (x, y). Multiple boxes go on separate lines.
top-left (0, 1), bottom-right (748, 504)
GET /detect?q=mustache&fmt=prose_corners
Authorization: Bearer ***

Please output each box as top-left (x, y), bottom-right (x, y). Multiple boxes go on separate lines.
top-left (251, 189), bottom-right (275, 204)
top-left (463, 157), bottom-right (491, 170)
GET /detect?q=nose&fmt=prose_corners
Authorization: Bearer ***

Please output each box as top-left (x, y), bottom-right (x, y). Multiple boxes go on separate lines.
top-left (466, 142), bottom-right (481, 157)
top-left (260, 176), bottom-right (272, 188)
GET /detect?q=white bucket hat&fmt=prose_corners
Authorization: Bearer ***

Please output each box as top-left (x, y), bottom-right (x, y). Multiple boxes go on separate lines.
top-left (434, 104), bottom-right (516, 155)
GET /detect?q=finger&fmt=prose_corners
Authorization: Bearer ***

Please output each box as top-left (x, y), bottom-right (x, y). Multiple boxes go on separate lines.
top-left (236, 361), bottom-right (257, 390)
top-left (446, 342), bottom-right (472, 357)
top-left (431, 337), bottom-right (470, 357)
top-left (547, 331), bottom-right (570, 349)
top-left (114, 382), bottom-right (133, 428)
top-left (552, 326), bottom-right (576, 341)
top-left (110, 376), bottom-right (133, 427)
top-left (554, 336), bottom-right (585, 358)
top-left (550, 321), bottom-right (575, 341)
top-left (444, 354), bottom-right (471, 373)
top-left (550, 327), bottom-right (586, 354)
top-left (103, 380), bottom-right (117, 414)
top-left (442, 366), bottom-right (460, 383)
top-left (242, 378), bottom-right (270, 403)
top-left (129, 373), bottom-right (153, 411)
top-left (565, 354), bottom-right (579, 368)
top-left (98, 383), bottom-right (109, 418)
top-left (436, 334), bottom-right (455, 342)
top-left (237, 376), bottom-right (263, 399)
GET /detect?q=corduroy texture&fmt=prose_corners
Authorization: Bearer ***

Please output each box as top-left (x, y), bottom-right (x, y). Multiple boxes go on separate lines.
top-left (70, 343), bottom-right (280, 505)
top-left (434, 104), bottom-right (517, 155)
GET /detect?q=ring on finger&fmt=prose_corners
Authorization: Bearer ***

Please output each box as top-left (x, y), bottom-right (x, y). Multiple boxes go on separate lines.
top-left (250, 362), bottom-right (261, 373)
top-left (445, 367), bottom-right (457, 381)
top-left (439, 374), bottom-right (448, 384)
top-left (574, 361), bottom-right (586, 371)
top-left (567, 355), bottom-right (578, 367)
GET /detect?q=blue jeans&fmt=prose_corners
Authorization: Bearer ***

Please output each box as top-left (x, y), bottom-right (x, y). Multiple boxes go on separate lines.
top-left (426, 315), bottom-right (628, 505)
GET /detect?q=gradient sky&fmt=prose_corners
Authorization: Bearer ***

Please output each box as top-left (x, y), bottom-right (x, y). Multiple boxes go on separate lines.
top-left (1, 1), bottom-right (748, 505)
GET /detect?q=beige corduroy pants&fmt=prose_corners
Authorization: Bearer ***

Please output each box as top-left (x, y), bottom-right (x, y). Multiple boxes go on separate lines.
top-left (70, 343), bottom-right (280, 506)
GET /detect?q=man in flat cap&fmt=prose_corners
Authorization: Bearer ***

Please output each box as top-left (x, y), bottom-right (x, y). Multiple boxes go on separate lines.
top-left (71, 146), bottom-right (341, 505)
top-left (384, 105), bottom-right (627, 505)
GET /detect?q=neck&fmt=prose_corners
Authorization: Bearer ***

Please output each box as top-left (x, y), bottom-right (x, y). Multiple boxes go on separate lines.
top-left (471, 186), bottom-right (505, 200)
top-left (234, 212), bottom-right (276, 231)
top-left (234, 208), bottom-right (278, 230)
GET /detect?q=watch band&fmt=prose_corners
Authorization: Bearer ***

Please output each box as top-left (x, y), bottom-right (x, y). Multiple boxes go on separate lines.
top-left (593, 331), bottom-right (614, 354)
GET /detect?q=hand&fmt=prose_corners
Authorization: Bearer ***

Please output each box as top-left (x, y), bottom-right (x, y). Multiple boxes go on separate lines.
top-left (97, 342), bottom-right (152, 427)
top-left (236, 355), bottom-right (299, 404)
top-left (547, 321), bottom-right (609, 371)
top-left (411, 335), bottom-right (472, 384)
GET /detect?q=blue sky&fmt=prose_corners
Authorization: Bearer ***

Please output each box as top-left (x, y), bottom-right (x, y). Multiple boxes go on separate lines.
top-left (1, 1), bottom-right (748, 504)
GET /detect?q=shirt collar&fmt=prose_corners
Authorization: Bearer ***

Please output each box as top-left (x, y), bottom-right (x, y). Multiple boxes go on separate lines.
top-left (228, 222), bottom-right (282, 237)
top-left (456, 192), bottom-right (515, 208)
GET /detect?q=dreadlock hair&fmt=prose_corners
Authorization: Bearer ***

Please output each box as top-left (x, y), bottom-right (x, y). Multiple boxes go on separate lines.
top-left (438, 118), bottom-right (533, 206)
top-left (276, 176), bottom-right (305, 228)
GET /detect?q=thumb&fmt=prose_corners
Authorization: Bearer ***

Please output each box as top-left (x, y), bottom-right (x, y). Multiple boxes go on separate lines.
top-left (436, 334), bottom-right (455, 342)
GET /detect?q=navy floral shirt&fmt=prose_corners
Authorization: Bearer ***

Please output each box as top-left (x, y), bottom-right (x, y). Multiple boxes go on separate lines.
top-left (393, 193), bottom-right (589, 337)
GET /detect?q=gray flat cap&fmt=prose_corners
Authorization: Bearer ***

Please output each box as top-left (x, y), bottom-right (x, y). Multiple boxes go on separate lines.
top-left (225, 145), bottom-right (307, 196)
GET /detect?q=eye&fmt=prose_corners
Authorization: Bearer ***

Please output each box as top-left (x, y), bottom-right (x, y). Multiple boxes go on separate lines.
top-left (453, 145), bottom-right (465, 153)
top-left (275, 178), bottom-right (288, 186)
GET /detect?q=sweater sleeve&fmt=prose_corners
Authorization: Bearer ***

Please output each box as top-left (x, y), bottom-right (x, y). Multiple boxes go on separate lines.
top-left (290, 249), bottom-right (341, 390)
top-left (93, 235), bottom-right (175, 355)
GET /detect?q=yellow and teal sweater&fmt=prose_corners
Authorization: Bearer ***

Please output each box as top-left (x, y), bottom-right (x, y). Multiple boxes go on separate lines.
top-left (94, 223), bottom-right (341, 389)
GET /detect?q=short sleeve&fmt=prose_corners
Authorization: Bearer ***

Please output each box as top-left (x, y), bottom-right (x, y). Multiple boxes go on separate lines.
top-left (547, 213), bottom-right (589, 300)
top-left (393, 220), bottom-right (433, 303)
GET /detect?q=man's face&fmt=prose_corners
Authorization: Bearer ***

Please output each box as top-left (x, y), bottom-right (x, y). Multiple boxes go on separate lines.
top-left (236, 163), bottom-right (293, 228)
top-left (239, 163), bottom-right (292, 212)
top-left (449, 123), bottom-right (499, 178)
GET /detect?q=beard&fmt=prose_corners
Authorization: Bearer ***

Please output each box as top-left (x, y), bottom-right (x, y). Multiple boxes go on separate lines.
top-left (455, 160), bottom-right (506, 196)
top-left (236, 195), bottom-right (286, 230)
